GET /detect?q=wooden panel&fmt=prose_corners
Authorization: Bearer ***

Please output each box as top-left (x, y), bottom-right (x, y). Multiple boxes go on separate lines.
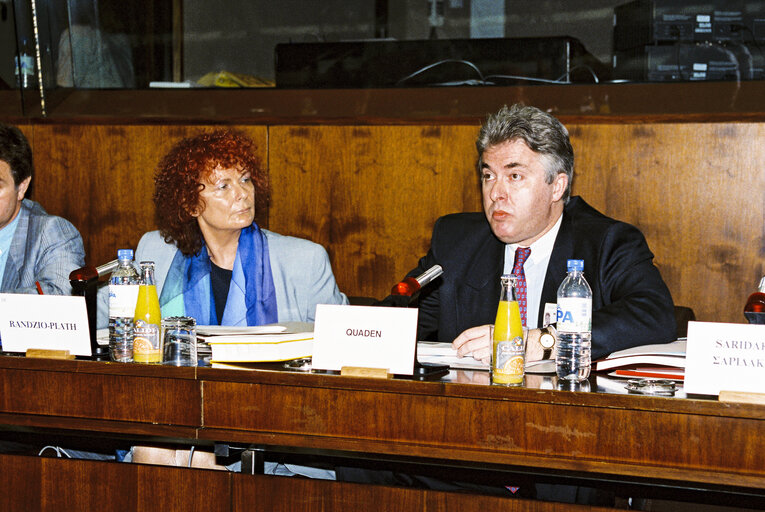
top-left (0, 356), bottom-right (763, 506)
top-left (27, 124), bottom-right (268, 268)
top-left (570, 123), bottom-right (765, 323)
top-left (0, 366), bottom-right (200, 427)
top-left (0, 454), bottom-right (42, 512)
top-left (0, 454), bottom-right (231, 512)
top-left (201, 379), bottom-right (765, 487)
top-left (268, 125), bottom-right (481, 299)
top-left (16, 119), bottom-right (765, 323)
top-left (269, 122), bottom-right (765, 322)
top-left (231, 473), bottom-right (615, 512)
top-left (0, 454), bottom-right (618, 512)
top-left (12, 83), bottom-right (765, 121)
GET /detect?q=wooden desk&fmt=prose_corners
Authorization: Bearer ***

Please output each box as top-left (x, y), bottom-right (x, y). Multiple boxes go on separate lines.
top-left (0, 355), bottom-right (763, 511)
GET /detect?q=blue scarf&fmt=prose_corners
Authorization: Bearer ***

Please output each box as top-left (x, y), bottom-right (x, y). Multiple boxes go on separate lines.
top-left (159, 224), bottom-right (278, 325)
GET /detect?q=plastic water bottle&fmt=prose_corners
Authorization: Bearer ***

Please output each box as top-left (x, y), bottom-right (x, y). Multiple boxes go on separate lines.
top-left (108, 249), bottom-right (140, 362)
top-left (14, 39), bottom-right (34, 89)
top-left (556, 259), bottom-right (592, 382)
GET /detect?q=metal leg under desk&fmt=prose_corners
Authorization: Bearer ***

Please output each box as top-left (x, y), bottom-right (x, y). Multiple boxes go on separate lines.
top-left (241, 446), bottom-right (265, 475)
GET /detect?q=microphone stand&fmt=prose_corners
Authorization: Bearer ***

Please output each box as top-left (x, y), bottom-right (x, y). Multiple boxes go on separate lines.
top-left (375, 265), bottom-right (449, 378)
top-left (69, 259), bottom-right (119, 360)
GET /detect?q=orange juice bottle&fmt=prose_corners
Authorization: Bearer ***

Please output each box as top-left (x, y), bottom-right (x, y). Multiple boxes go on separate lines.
top-left (133, 261), bottom-right (162, 363)
top-left (492, 274), bottom-right (525, 385)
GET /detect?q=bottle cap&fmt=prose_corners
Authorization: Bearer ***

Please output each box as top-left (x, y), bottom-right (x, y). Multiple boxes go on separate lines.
top-left (566, 259), bottom-right (584, 272)
top-left (117, 249), bottom-right (134, 261)
top-left (758, 276), bottom-right (765, 293)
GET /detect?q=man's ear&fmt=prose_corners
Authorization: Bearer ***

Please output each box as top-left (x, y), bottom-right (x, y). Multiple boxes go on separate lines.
top-left (16, 176), bottom-right (31, 200)
top-left (552, 173), bottom-right (568, 202)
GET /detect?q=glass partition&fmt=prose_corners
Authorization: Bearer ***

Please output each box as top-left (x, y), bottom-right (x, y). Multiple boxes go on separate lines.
top-left (3, 0), bottom-right (764, 115)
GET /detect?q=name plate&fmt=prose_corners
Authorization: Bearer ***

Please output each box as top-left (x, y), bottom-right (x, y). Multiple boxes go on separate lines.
top-left (685, 321), bottom-right (765, 396)
top-left (0, 293), bottom-right (91, 356)
top-left (312, 304), bottom-right (418, 375)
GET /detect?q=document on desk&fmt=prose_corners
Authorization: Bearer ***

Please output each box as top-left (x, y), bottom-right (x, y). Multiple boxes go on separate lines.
top-left (417, 341), bottom-right (488, 370)
top-left (198, 322), bottom-right (315, 362)
top-left (416, 341), bottom-right (555, 373)
top-left (196, 321), bottom-right (313, 336)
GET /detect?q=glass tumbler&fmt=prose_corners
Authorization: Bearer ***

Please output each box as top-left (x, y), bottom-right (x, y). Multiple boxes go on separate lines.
top-left (161, 316), bottom-right (197, 366)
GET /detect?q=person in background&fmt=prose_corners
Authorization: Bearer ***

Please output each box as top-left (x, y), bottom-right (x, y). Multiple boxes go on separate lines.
top-left (55, 3), bottom-right (135, 89)
top-left (98, 129), bottom-right (346, 328)
top-left (408, 103), bottom-right (676, 363)
top-left (0, 123), bottom-right (85, 295)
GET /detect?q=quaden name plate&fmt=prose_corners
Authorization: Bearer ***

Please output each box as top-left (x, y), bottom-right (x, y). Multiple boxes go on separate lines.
top-left (312, 304), bottom-right (418, 375)
top-left (685, 320), bottom-right (765, 396)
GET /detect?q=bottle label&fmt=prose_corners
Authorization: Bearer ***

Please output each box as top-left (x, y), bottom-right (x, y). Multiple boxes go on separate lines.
top-left (557, 298), bottom-right (592, 332)
top-left (109, 284), bottom-right (139, 318)
top-left (133, 320), bottom-right (161, 363)
top-left (20, 54), bottom-right (34, 75)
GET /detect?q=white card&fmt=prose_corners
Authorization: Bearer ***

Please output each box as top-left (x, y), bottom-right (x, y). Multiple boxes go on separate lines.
top-left (311, 304), bottom-right (418, 375)
top-left (542, 302), bottom-right (557, 327)
top-left (685, 321), bottom-right (765, 396)
top-left (0, 293), bottom-right (91, 356)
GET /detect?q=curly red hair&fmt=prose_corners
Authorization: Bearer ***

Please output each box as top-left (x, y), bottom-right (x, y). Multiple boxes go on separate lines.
top-left (154, 129), bottom-right (268, 256)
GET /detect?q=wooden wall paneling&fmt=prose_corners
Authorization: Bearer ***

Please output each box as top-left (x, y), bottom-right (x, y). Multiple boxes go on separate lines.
top-left (19, 119), bottom-right (765, 323)
top-left (0, 454), bottom-right (42, 512)
top-left (268, 125), bottom-right (481, 300)
top-left (29, 124), bottom-right (268, 267)
top-left (231, 473), bottom-right (610, 512)
top-left (0, 455), bottom-right (232, 512)
top-left (571, 123), bottom-right (765, 324)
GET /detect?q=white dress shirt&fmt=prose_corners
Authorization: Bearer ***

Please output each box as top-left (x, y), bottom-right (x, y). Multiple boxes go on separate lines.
top-left (503, 214), bottom-right (563, 329)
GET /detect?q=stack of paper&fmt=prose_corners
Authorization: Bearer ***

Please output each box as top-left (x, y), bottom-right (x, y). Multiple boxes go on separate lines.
top-left (417, 341), bottom-right (488, 370)
top-left (594, 340), bottom-right (686, 380)
top-left (416, 341), bottom-right (555, 373)
top-left (198, 322), bottom-right (314, 363)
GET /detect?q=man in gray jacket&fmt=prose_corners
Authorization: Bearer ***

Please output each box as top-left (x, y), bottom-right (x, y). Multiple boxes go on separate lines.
top-left (0, 123), bottom-right (85, 295)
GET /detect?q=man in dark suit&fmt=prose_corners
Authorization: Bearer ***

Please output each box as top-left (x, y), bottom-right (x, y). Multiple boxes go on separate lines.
top-left (409, 104), bottom-right (676, 362)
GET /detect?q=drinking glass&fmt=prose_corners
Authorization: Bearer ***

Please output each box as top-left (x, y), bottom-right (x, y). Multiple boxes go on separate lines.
top-left (161, 316), bottom-right (197, 366)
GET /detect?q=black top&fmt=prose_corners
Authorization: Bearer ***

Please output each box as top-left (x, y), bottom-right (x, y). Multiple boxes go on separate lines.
top-left (210, 262), bottom-right (232, 325)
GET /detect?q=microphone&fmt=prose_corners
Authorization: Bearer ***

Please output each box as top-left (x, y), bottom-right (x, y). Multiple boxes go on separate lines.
top-left (376, 264), bottom-right (443, 307)
top-left (69, 259), bottom-right (120, 359)
top-left (374, 264), bottom-right (448, 378)
top-left (68, 259), bottom-right (119, 283)
top-left (390, 264), bottom-right (443, 297)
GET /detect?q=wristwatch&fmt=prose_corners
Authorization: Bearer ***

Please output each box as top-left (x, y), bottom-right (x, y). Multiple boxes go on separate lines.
top-left (539, 325), bottom-right (557, 359)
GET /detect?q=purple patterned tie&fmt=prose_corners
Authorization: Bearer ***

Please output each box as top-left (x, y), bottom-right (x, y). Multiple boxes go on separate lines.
top-left (512, 247), bottom-right (532, 327)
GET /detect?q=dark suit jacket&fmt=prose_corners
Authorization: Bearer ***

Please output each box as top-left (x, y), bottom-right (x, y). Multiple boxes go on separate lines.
top-left (410, 196), bottom-right (676, 359)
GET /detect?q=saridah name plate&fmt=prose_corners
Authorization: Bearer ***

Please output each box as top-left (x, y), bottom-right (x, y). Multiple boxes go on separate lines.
top-left (0, 293), bottom-right (91, 356)
top-left (685, 320), bottom-right (765, 396)
top-left (312, 304), bottom-right (418, 375)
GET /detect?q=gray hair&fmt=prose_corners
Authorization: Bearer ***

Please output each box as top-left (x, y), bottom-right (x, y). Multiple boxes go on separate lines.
top-left (476, 104), bottom-right (574, 202)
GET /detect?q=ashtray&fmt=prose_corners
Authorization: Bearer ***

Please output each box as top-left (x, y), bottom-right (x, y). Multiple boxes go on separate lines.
top-left (625, 378), bottom-right (677, 396)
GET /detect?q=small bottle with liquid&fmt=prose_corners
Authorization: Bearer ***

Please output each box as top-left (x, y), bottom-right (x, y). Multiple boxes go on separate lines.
top-left (744, 276), bottom-right (765, 324)
top-left (492, 274), bottom-right (525, 386)
top-left (133, 261), bottom-right (162, 363)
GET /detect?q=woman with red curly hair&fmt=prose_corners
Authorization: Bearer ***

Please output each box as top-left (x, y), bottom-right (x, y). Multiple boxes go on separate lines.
top-left (100, 129), bottom-right (346, 327)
